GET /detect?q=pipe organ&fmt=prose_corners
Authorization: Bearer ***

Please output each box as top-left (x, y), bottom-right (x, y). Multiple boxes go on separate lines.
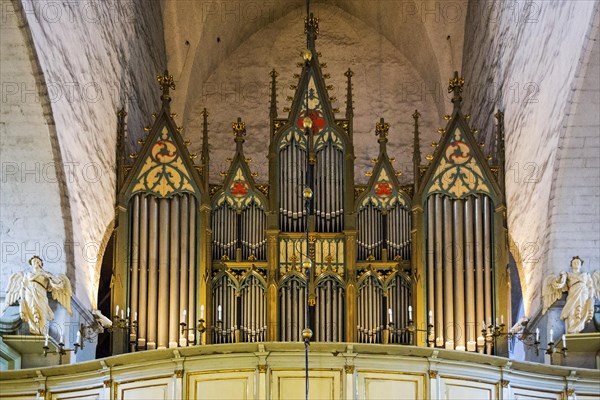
top-left (111, 16), bottom-right (508, 357)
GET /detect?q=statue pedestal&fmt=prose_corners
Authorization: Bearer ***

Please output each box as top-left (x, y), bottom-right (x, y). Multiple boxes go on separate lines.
top-left (552, 332), bottom-right (600, 369)
top-left (0, 335), bottom-right (71, 370)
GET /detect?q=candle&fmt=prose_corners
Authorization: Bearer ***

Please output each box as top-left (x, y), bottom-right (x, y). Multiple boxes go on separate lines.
top-left (428, 310), bottom-right (433, 325)
top-left (496, 317), bottom-right (499, 326)
top-left (388, 308), bottom-right (393, 323)
top-left (60, 332), bottom-right (64, 344)
top-left (562, 334), bottom-right (566, 348)
top-left (127, 307), bottom-right (130, 318)
top-left (115, 305), bottom-right (119, 316)
top-left (482, 321), bottom-right (486, 330)
top-left (407, 305), bottom-right (412, 321)
top-left (134, 311), bottom-right (138, 321)
top-left (45, 332), bottom-right (49, 347)
top-left (549, 329), bottom-right (554, 343)
top-left (500, 315), bottom-right (504, 325)
top-left (535, 328), bottom-right (540, 342)
top-left (76, 330), bottom-right (81, 345)
top-left (182, 309), bottom-right (187, 323)
top-left (218, 305), bottom-right (222, 320)
top-left (200, 305), bottom-right (205, 319)
top-left (121, 309), bottom-right (125, 320)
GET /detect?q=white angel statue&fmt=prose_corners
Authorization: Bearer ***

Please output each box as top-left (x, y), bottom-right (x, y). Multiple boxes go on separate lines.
top-left (542, 256), bottom-right (600, 334)
top-left (1, 256), bottom-right (72, 335)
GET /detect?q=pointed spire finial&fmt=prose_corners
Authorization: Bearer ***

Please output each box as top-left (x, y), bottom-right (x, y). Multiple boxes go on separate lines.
top-left (304, 12), bottom-right (319, 50)
top-left (344, 68), bottom-right (354, 120)
top-left (448, 71), bottom-right (464, 109)
top-left (269, 69), bottom-right (278, 119)
top-left (375, 117), bottom-right (390, 139)
top-left (412, 110), bottom-right (422, 192)
top-left (157, 70), bottom-right (175, 105)
top-left (201, 108), bottom-right (210, 191)
top-left (232, 117), bottom-right (246, 150)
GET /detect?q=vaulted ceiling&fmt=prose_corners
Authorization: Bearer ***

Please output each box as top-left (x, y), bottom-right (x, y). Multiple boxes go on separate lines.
top-left (161, 0), bottom-right (468, 184)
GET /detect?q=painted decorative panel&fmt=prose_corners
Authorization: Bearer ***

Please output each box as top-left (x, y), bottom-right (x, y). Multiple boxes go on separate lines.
top-left (116, 377), bottom-right (173, 400)
top-left (510, 386), bottom-right (562, 400)
top-left (271, 369), bottom-right (341, 400)
top-left (187, 370), bottom-right (254, 400)
top-left (439, 377), bottom-right (497, 400)
top-left (357, 371), bottom-right (425, 400)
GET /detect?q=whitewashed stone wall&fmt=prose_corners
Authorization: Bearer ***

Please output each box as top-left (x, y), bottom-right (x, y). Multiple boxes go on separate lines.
top-left (1, 0), bottom-right (69, 289)
top-left (547, 17), bottom-right (600, 280)
top-left (461, 0), bottom-right (599, 318)
top-left (1, 0), bottom-right (166, 311)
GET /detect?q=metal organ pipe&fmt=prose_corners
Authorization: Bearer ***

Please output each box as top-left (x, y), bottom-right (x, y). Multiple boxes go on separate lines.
top-left (130, 195), bottom-right (140, 345)
top-left (453, 199), bottom-right (465, 350)
top-left (483, 195), bottom-right (492, 345)
top-left (464, 197), bottom-right (476, 348)
top-left (138, 195), bottom-right (148, 348)
top-left (168, 196), bottom-right (180, 348)
top-left (180, 195), bottom-right (189, 340)
top-left (187, 196), bottom-right (196, 343)
top-left (157, 199), bottom-right (170, 349)
top-left (147, 197), bottom-right (159, 350)
top-left (474, 195), bottom-right (484, 340)
top-left (434, 195), bottom-right (444, 346)
top-left (427, 198), bottom-right (435, 340)
top-left (443, 197), bottom-right (454, 348)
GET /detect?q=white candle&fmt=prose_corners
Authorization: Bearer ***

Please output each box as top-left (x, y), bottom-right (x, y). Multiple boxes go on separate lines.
top-left (60, 332), bottom-right (64, 344)
top-left (218, 305), bottom-right (222, 320)
top-left (562, 334), bottom-right (566, 348)
top-left (428, 310), bottom-right (433, 325)
top-left (500, 315), bottom-right (504, 325)
top-left (482, 320), bottom-right (486, 330)
top-left (121, 309), bottom-right (124, 320)
top-left (45, 332), bottom-right (49, 347)
top-left (388, 308), bottom-right (393, 323)
top-left (535, 328), bottom-right (540, 342)
top-left (76, 330), bottom-right (81, 345)
top-left (407, 305), bottom-right (412, 321)
top-left (200, 305), bottom-right (205, 319)
top-left (182, 309), bottom-right (187, 323)
top-left (549, 329), bottom-right (554, 343)
top-left (127, 307), bottom-right (130, 318)
top-left (115, 305), bottom-right (119, 316)
top-left (134, 311), bottom-right (138, 321)
top-left (496, 317), bottom-right (499, 326)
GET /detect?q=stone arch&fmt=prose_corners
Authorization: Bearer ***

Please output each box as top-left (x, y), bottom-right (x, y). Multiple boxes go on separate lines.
top-left (0, 1), bottom-right (74, 291)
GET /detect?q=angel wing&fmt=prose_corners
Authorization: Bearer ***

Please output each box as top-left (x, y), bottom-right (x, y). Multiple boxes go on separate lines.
top-left (1, 272), bottom-right (24, 314)
top-left (593, 270), bottom-right (600, 300)
top-left (49, 273), bottom-right (72, 315)
top-left (542, 273), bottom-right (565, 314)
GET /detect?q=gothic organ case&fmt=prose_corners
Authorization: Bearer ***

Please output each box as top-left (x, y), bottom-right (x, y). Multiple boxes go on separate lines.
top-left (110, 17), bottom-right (508, 356)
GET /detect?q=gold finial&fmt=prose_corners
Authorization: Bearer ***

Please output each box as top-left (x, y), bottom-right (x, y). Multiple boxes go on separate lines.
top-left (437, 128), bottom-right (446, 134)
top-left (190, 153), bottom-right (198, 159)
top-left (425, 154), bottom-right (433, 161)
top-left (201, 108), bottom-right (209, 117)
top-left (375, 117), bottom-right (390, 138)
top-left (448, 72), bottom-right (465, 95)
top-left (157, 71), bottom-right (175, 92)
top-left (304, 13), bottom-right (319, 35)
top-left (232, 117), bottom-right (246, 138)
top-left (157, 70), bottom-right (175, 104)
top-left (344, 69), bottom-right (354, 78)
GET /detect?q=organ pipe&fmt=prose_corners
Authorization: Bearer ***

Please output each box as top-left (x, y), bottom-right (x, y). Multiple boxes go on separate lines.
top-left (426, 193), bottom-right (495, 352)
